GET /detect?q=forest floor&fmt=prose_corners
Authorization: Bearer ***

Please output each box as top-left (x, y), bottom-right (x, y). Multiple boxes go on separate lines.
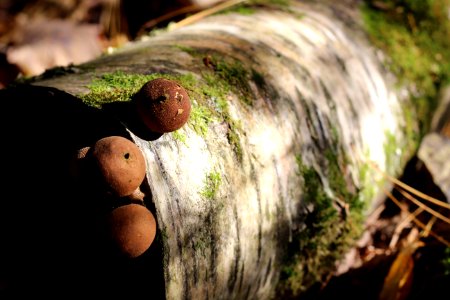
top-left (0, 1), bottom-right (449, 300)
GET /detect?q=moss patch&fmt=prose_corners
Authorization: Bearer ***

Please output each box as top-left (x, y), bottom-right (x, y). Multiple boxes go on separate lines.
top-left (200, 171), bottom-right (222, 200)
top-left (154, 226), bottom-right (169, 270)
top-left (276, 153), bottom-right (364, 297)
top-left (383, 130), bottom-right (400, 175)
top-left (77, 67), bottom-right (248, 161)
top-left (171, 130), bottom-right (187, 145)
top-left (361, 0), bottom-right (450, 137)
top-left (189, 104), bottom-right (214, 137)
top-left (358, 149), bottom-right (378, 204)
top-left (201, 54), bottom-right (258, 161)
top-left (203, 54), bottom-right (255, 106)
top-left (173, 44), bottom-right (197, 56)
top-left (79, 71), bottom-right (198, 108)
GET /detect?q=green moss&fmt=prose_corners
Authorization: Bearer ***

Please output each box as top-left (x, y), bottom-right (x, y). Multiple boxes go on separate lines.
top-left (192, 233), bottom-right (212, 255)
top-left (207, 55), bottom-right (254, 106)
top-left (189, 104), bottom-right (214, 137)
top-left (277, 154), bottom-right (364, 297)
top-left (220, 4), bottom-right (257, 15)
top-left (382, 129), bottom-right (415, 177)
top-left (230, 0), bottom-right (291, 11)
top-left (77, 70), bottom-right (216, 136)
top-left (78, 53), bottom-right (250, 161)
top-left (202, 72), bottom-right (230, 108)
top-left (361, 0), bottom-right (450, 136)
top-left (358, 150), bottom-right (377, 204)
top-left (224, 116), bottom-right (244, 161)
top-left (401, 103), bottom-right (421, 149)
top-left (173, 44), bottom-right (197, 55)
top-left (185, 51), bottom-right (261, 106)
top-left (218, 0), bottom-right (303, 20)
top-left (383, 130), bottom-right (399, 175)
top-left (202, 54), bottom-right (267, 161)
top-left (263, 0), bottom-right (291, 6)
top-left (171, 130), bottom-right (187, 145)
top-left (155, 227), bottom-right (168, 246)
top-left (155, 227), bottom-right (169, 270)
top-left (79, 71), bottom-right (197, 108)
top-left (200, 56), bottom-right (252, 161)
top-left (200, 171), bottom-right (222, 200)
top-left (325, 150), bottom-right (365, 213)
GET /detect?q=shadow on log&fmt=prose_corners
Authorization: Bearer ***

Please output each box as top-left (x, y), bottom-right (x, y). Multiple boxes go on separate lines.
top-left (0, 85), bottom-right (165, 298)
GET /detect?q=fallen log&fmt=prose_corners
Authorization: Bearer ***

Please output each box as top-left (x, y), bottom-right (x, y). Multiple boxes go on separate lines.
top-left (0, 1), bottom-right (426, 299)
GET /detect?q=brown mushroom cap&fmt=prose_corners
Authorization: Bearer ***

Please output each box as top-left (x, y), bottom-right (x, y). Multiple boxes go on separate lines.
top-left (90, 136), bottom-right (146, 197)
top-left (106, 204), bottom-right (156, 258)
top-left (135, 78), bottom-right (191, 133)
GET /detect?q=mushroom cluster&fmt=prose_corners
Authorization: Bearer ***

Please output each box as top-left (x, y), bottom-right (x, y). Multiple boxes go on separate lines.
top-left (71, 135), bottom-right (157, 258)
top-left (135, 78), bottom-right (191, 134)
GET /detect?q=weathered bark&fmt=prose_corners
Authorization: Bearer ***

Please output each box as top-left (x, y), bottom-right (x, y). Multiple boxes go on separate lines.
top-left (0, 1), bottom-right (422, 299)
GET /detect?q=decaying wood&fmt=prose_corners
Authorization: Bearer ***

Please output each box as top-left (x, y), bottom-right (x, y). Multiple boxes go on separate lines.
top-left (0, 1), bottom-right (421, 299)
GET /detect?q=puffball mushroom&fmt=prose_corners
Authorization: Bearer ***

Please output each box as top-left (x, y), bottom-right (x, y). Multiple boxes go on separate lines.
top-left (90, 136), bottom-right (146, 197)
top-left (135, 78), bottom-right (191, 133)
top-left (107, 203), bottom-right (157, 258)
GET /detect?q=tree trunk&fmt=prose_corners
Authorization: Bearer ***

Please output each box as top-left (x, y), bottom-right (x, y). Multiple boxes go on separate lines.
top-left (0, 1), bottom-right (422, 299)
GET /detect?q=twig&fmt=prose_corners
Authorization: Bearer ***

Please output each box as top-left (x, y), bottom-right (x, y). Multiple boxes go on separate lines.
top-left (136, 4), bottom-right (200, 37)
top-left (389, 206), bottom-right (424, 249)
top-left (170, 0), bottom-right (248, 30)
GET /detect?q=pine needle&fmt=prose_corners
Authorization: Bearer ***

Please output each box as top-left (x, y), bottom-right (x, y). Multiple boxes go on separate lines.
top-left (369, 161), bottom-right (450, 210)
top-left (384, 188), bottom-right (450, 247)
top-left (397, 187), bottom-right (450, 225)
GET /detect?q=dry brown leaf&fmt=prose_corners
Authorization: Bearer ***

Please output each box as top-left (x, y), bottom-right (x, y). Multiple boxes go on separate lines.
top-left (6, 18), bottom-right (104, 76)
top-left (379, 229), bottom-right (423, 300)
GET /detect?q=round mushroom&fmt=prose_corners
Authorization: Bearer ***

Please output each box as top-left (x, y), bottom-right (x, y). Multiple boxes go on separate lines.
top-left (106, 203), bottom-right (157, 258)
top-left (135, 78), bottom-right (191, 133)
top-left (89, 136), bottom-right (146, 197)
